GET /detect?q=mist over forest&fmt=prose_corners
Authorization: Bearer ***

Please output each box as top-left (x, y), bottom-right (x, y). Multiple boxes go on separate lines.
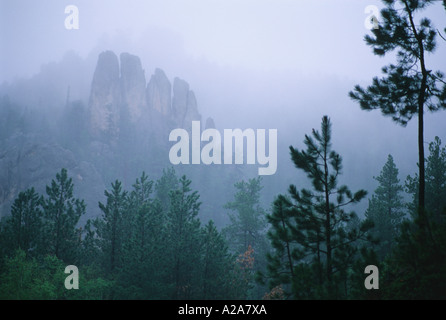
top-left (0, 0), bottom-right (445, 301)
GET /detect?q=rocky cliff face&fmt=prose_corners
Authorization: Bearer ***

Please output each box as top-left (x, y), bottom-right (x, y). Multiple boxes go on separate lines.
top-left (89, 51), bottom-right (203, 141)
top-left (88, 51), bottom-right (121, 140)
top-left (147, 68), bottom-right (171, 116)
top-left (120, 53), bottom-right (146, 124)
top-left (172, 77), bottom-right (189, 126)
top-left (205, 117), bottom-right (216, 129)
top-left (183, 89), bottom-right (201, 131)
top-left (0, 133), bottom-right (105, 224)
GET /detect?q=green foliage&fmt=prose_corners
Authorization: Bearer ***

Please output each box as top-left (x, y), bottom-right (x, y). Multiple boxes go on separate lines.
top-left (381, 136), bottom-right (446, 299)
top-left (381, 218), bottom-right (446, 299)
top-left (349, 0), bottom-right (446, 241)
top-left (0, 138), bottom-right (443, 300)
top-left (94, 180), bottom-right (128, 275)
top-left (348, 247), bottom-right (381, 300)
top-left (366, 155), bottom-right (405, 259)
top-left (0, 249), bottom-right (65, 300)
top-left (64, 265), bottom-right (114, 300)
top-left (0, 188), bottom-right (43, 257)
top-left (223, 177), bottom-right (267, 252)
top-left (200, 220), bottom-right (236, 299)
top-left (165, 175), bottom-right (202, 299)
top-left (222, 177), bottom-right (269, 298)
top-left (78, 219), bottom-right (99, 267)
top-left (155, 167), bottom-right (179, 212)
top-left (116, 172), bottom-right (167, 299)
top-left (42, 168), bottom-right (86, 263)
top-left (350, 0), bottom-right (445, 125)
top-left (261, 116), bottom-right (372, 299)
top-left (406, 136), bottom-right (446, 222)
top-left (0, 166), bottom-right (251, 300)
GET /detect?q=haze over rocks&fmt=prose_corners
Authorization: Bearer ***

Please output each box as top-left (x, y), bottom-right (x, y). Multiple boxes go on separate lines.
top-left (89, 50), bottom-right (204, 141)
top-left (0, 51), bottom-right (228, 224)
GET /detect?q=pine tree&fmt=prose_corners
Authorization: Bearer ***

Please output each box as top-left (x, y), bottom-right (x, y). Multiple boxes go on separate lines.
top-left (155, 167), bottom-right (179, 213)
top-left (79, 219), bottom-right (98, 267)
top-left (383, 138), bottom-right (446, 299)
top-left (200, 220), bottom-right (235, 299)
top-left (118, 172), bottom-right (166, 299)
top-left (165, 175), bottom-right (202, 299)
top-left (0, 249), bottom-right (66, 300)
top-left (365, 155), bottom-right (405, 259)
top-left (222, 177), bottom-right (269, 298)
top-left (125, 172), bottom-right (156, 266)
top-left (94, 180), bottom-right (128, 275)
top-left (42, 168), bottom-right (85, 263)
top-left (349, 0), bottom-right (446, 234)
top-left (223, 177), bottom-right (267, 254)
top-left (382, 215), bottom-right (446, 299)
top-left (406, 136), bottom-right (446, 222)
top-left (261, 116), bottom-right (372, 299)
top-left (258, 195), bottom-right (298, 299)
top-left (425, 137), bottom-right (446, 222)
top-left (349, 247), bottom-right (381, 300)
top-left (1, 188), bottom-right (43, 257)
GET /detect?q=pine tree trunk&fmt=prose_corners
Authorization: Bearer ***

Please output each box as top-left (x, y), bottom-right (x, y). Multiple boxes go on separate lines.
top-left (317, 231), bottom-right (322, 286)
top-left (17, 208), bottom-right (22, 250)
top-left (281, 218), bottom-right (294, 279)
top-left (111, 208), bottom-right (117, 272)
top-left (405, 0), bottom-right (428, 233)
top-left (418, 78), bottom-right (426, 227)
top-left (324, 148), bottom-right (332, 289)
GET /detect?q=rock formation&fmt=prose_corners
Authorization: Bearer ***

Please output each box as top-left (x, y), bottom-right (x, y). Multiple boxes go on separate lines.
top-left (205, 117), bottom-right (216, 129)
top-left (146, 68), bottom-right (171, 116)
top-left (183, 90), bottom-right (201, 131)
top-left (89, 51), bottom-right (204, 141)
top-left (88, 51), bottom-right (121, 140)
top-left (0, 133), bottom-right (104, 224)
top-left (172, 77), bottom-right (201, 131)
top-left (120, 53), bottom-right (146, 124)
top-left (172, 77), bottom-right (190, 126)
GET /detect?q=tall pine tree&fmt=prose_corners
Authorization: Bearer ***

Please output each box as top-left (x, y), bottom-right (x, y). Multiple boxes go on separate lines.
top-left (94, 180), bottom-right (128, 275)
top-left (155, 167), bottom-right (179, 213)
top-left (382, 140), bottom-right (446, 299)
top-left (365, 155), bottom-right (405, 259)
top-left (1, 188), bottom-right (43, 257)
top-left (166, 175), bottom-right (202, 299)
top-left (42, 168), bottom-right (85, 263)
top-left (223, 177), bottom-right (268, 255)
top-left (223, 177), bottom-right (269, 298)
top-left (406, 136), bottom-right (446, 222)
top-left (200, 220), bottom-right (236, 299)
top-left (261, 116), bottom-right (372, 299)
top-left (118, 172), bottom-right (166, 299)
top-left (349, 0), bottom-right (446, 235)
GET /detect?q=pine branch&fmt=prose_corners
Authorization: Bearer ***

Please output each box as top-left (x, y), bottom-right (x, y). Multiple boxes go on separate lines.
top-left (437, 29), bottom-right (446, 42)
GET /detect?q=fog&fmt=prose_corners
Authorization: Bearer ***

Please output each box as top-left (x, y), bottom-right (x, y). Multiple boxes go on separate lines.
top-left (1, 0), bottom-right (446, 301)
top-left (1, 0), bottom-right (446, 220)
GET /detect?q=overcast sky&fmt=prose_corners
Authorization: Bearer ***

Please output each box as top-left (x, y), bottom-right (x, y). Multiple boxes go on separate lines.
top-left (1, 0), bottom-right (445, 83)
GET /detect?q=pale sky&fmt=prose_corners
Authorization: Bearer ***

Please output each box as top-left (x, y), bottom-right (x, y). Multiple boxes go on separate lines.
top-left (1, 0), bottom-right (445, 83)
